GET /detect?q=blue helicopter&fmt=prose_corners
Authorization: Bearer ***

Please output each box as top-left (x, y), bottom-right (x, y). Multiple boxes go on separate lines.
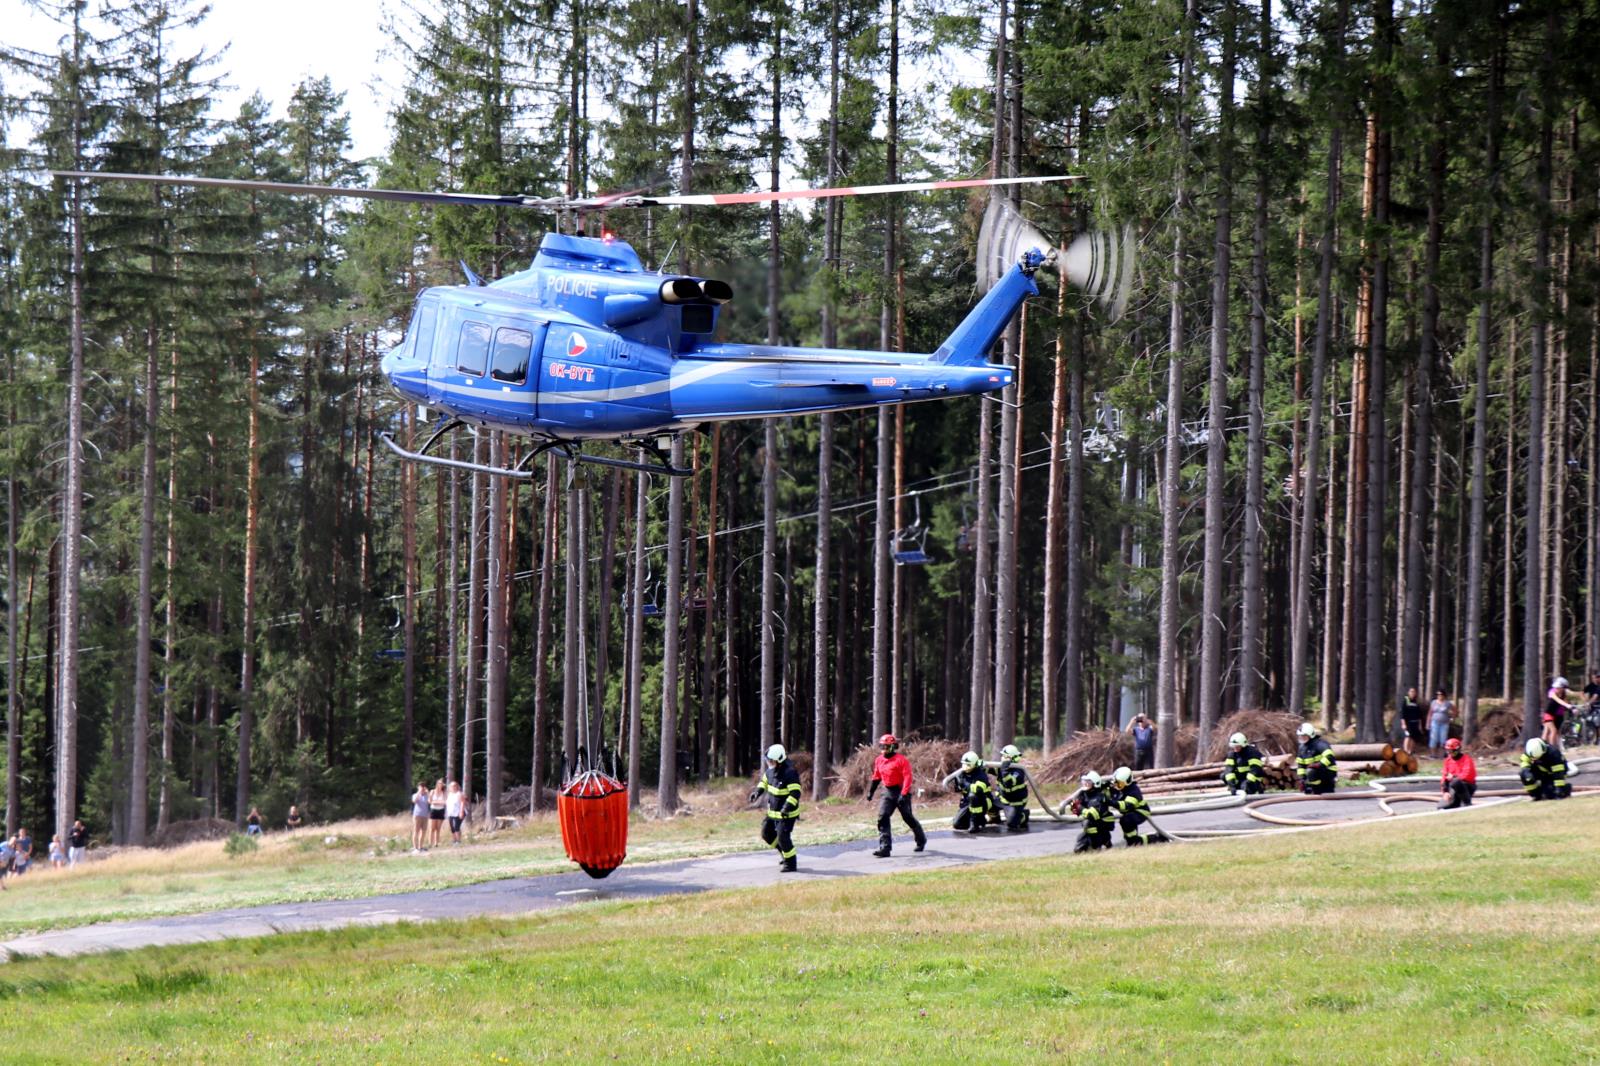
top-left (57, 171), bottom-right (1133, 477)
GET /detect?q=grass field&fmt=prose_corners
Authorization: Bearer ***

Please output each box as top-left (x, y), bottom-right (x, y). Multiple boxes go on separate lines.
top-left (0, 785), bottom-right (945, 937)
top-left (2, 795), bottom-right (1596, 1063)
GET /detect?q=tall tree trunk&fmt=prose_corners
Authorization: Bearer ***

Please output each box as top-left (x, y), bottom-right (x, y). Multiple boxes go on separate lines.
top-left (871, 0), bottom-right (897, 745)
top-left (627, 460), bottom-right (646, 806)
top-left (485, 434), bottom-right (507, 818)
top-left (1157, 0), bottom-right (1197, 768)
top-left (1502, 326), bottom-right (1517, 702)
top-left (445, 439), bottom-right (460, 784)
top-left (531, 458), bottom-right (556, 804)
top-left (759, 0), bottom-right (783, 757)
top-left (1522, 8), bottom-right (1559, 737)
top-left (236, 311), bottom-right (261, 825)
top-left (1043, 213), bottom-right (1068, 750)
top-left (463, 438), bottom-right (484, 802)
top-left (1360, 25), bottom-right (1393, 743)
top-left (1238, 0), bottom-right (1273, 710)
top-left (1401, 48), bottom-right (1448, 704)
top-left (1290, 0), bottom-right (1346, 716)
top-left (1200, 0), bottom-right (1237, 740)
top-left (659, 436), bottom-right (686, 813)
top-left (402, 411), bottom-right (417, 792)
top-left (130, 314), bottom-right (160, 844)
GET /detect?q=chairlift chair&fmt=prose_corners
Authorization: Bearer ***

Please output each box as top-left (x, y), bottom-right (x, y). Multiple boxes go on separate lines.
top-left (893, 498), bottom-right (932, 565)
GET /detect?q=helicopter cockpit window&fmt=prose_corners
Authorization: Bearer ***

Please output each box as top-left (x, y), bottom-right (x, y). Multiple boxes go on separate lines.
top-left (490, 327), bottom-right (532, 385)
top-left (410, 300), bottom-right (438, 365)
top-left (680, 304), bottom-right (714, 335)
top-left (457, 321), bottom-right (491, 376)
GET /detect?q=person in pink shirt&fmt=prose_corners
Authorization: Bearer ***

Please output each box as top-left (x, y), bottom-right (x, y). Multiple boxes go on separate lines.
top-left (866, 734), bottom-right (927, 858)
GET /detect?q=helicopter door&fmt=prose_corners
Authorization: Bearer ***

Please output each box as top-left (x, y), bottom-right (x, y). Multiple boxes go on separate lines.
top-left (537, 324), bottom-right (613, 428)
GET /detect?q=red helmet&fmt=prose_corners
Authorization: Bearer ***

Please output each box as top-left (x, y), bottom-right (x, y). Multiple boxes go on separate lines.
top-left (1444, 737), bottom-right (1462, 752)
top-left (879, 733), bottom-right (898, 748)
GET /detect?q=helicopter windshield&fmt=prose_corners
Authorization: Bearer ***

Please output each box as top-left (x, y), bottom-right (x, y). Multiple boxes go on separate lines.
top-left (408, 298), bottom-right (438, 363)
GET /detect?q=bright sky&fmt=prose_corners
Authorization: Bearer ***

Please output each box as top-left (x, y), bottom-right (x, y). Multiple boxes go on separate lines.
top-left (10, 0), bottom-right (397, 160)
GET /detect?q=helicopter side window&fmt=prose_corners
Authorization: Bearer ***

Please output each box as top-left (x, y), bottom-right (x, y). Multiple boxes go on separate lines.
top-left (490, 327), bottom-right (532, 385)
top-left (457, 321), bottom-right (491, 376)
top-left (409, 300), bottom-right (438, 364)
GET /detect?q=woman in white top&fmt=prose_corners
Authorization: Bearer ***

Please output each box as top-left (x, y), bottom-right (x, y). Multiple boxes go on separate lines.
top-left (445, 782), bottom-right (465, 845)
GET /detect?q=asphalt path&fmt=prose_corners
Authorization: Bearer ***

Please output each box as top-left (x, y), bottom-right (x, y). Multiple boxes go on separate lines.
top-left (0, 780), bottom-right (1531, 962)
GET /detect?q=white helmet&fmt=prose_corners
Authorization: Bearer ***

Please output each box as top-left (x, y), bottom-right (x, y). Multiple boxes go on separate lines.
top-left (1112, 766), bottom-right (1133, 785)
top-left (961, 751), bottom-right (981, 771)
top-left (1525, 737), bottom-right (1547, 759)
top-left (1553, 677), bottom-right (1570, 689)
top-left (1297, 722), bottom-right (1318, 739)
top-left (1229, 732), bottom-right (1248, 749)
top-left (1000, 744), bottom-right (1022, 762)
top-left (766, 744), bottom-right (786, 763)
top-left (1080, 771), bottom-right (1101, 788)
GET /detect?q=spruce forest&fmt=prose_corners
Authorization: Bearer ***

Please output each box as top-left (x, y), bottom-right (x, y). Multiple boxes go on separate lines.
top-left (2, 0), bottom-right (1598, 847)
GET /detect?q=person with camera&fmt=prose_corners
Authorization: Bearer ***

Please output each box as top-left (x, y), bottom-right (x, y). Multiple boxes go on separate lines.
top-left (866, 734), bottom-right (927, 857)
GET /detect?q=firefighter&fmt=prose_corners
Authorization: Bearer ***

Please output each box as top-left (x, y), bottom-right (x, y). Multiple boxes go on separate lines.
top-left (1519, 737), bottom-right (1571, 801)
top-left (1070, 772), bottom-right (1114, 853)
top-left (1109, 765), bottom-right (1167, 845)
top-left (866, 733), bottom-right (927, 857)
top-left (750, 743), bottom-right (802, 871)
top-left (1221, 732), bottom-right (1266, 795)
top-left (1296, 722), bottom-right (1338, 794)
top-left (951, 751), bottom-right (996, 833)
top-left (1438, 738), bottom-right (1477, 809)
top-left (995, 744), bottom-right (1032, 832)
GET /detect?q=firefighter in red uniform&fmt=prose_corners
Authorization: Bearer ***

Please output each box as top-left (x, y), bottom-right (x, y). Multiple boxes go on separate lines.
top-left (866, 734), bottom-right (927, 857)
top-left (1438, 738), bottom-right (1477, 809)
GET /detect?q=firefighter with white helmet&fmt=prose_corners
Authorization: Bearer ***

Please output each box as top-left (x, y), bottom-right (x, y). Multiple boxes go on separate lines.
top-left (951, 751), bottom-right (997, 833)
top-left (1070, 771), bottom-right (1114, 853)
top-left (750, 743), bottom-right (802, 871)
top-left (1295, 722), bottom-right (1338, 795)
top-left (1221, 732), bottom-right (1267, 795)
top-left (1109, 765), bottom-right (1166, 845)
top-left (995, 744), bottom-right (1032, 833)
top-left (1519, 737), bottom-right (1571, 801)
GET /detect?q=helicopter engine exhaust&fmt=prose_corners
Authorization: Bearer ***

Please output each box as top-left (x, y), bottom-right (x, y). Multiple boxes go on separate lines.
top-left (659, 278), bottom-right (703, 303)
top-left (699, 279), bottom-right (733, 305)
top-left (977, 192), bottom-right (1134, 323)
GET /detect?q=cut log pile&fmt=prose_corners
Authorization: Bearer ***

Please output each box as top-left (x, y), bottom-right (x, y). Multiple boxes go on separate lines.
top-left (1128, 754), bottom-right (1299, 795)
top-left (1328, 743), bottom-right (1419, 777)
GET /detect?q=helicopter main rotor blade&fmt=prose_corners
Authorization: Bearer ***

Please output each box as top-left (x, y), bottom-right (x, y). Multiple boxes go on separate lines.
top-left (624, 173), bottom-right (1082, 208)
top-left (50, 171), bottom-right (569, 210)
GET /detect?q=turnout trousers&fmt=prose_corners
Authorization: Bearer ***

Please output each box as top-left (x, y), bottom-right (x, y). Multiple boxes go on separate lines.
top-left (1000, 802), bottom-right (1030, 832)
top-left (1439, 780), bottom-right (1475, 809)
top-left (876, 788), bottom-right (927, 853)
top-left (760, 815), bottom-right (797, 864)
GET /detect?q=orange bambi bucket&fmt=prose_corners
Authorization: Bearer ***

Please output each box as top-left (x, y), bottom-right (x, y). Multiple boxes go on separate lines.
top-left (557, 770), bottom-right (629, 878)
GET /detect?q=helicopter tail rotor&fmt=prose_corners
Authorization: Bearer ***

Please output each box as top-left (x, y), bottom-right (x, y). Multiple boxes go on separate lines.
top-left (976, 193), bottom-right (1135, 323)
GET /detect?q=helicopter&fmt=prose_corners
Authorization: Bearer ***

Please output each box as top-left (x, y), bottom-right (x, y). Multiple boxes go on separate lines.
top-left (54, 170), bottom-right (1134, 478)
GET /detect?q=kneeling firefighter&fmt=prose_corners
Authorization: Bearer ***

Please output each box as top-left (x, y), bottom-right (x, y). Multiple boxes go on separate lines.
top-left (952, 751), bottom-right (997, 833)
top-left (1519, 738), bottom-right (1571, 801)
top-left (1110, 766), bottom-right (1167, 845)
top-left (1222, 733), bottom-right (1266, 795)
top-left (1071, 771), bottom-right (1114, 853)
top-left (996, 745), bottom-right (1032, 832)
top-left (1296, 722), bottom-right (1338, 795)
top-left (866, 733), bottom-right (927, 857)
top-left (751, 744), bottom-right (802, 871)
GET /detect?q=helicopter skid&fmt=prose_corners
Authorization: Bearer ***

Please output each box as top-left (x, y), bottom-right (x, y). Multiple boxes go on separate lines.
top-left (377, 430), bottom-right (691, 479)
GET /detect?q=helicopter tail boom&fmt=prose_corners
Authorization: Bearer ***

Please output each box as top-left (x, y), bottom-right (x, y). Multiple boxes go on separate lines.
top-left (931, 253), bottom-right (1045, 367)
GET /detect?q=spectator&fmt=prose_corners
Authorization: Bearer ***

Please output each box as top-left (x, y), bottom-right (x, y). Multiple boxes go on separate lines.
top-left (285, 805), bottom-right (304, 833)
top-left (1397, 686), bottom-right (1425, 756)
top-left (411, 783), bottom-right (431, 852)
top-left (13, 827), bottom-right (32, 876)
top-left (1126, 713), bottom-right (1156, 772)
top-left (0, 836), bottom-right (14, 887)
top-left (245, 807), bottom-right (264, 837)
top-left (68, 819), bottom-right (88, 866)
top-left (1543, 677), bottom-right (1574, 746)
top-left (48, 834), bottom-right (64, 869)
top-left (446, 781), bottom-right (465, 845)
top-left (428, 779), bottom-right (446, 848)
top-left (1585, 673), bottom-right (1600, 710)
top-left (1427, 689), bottom-right (1455, 756)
